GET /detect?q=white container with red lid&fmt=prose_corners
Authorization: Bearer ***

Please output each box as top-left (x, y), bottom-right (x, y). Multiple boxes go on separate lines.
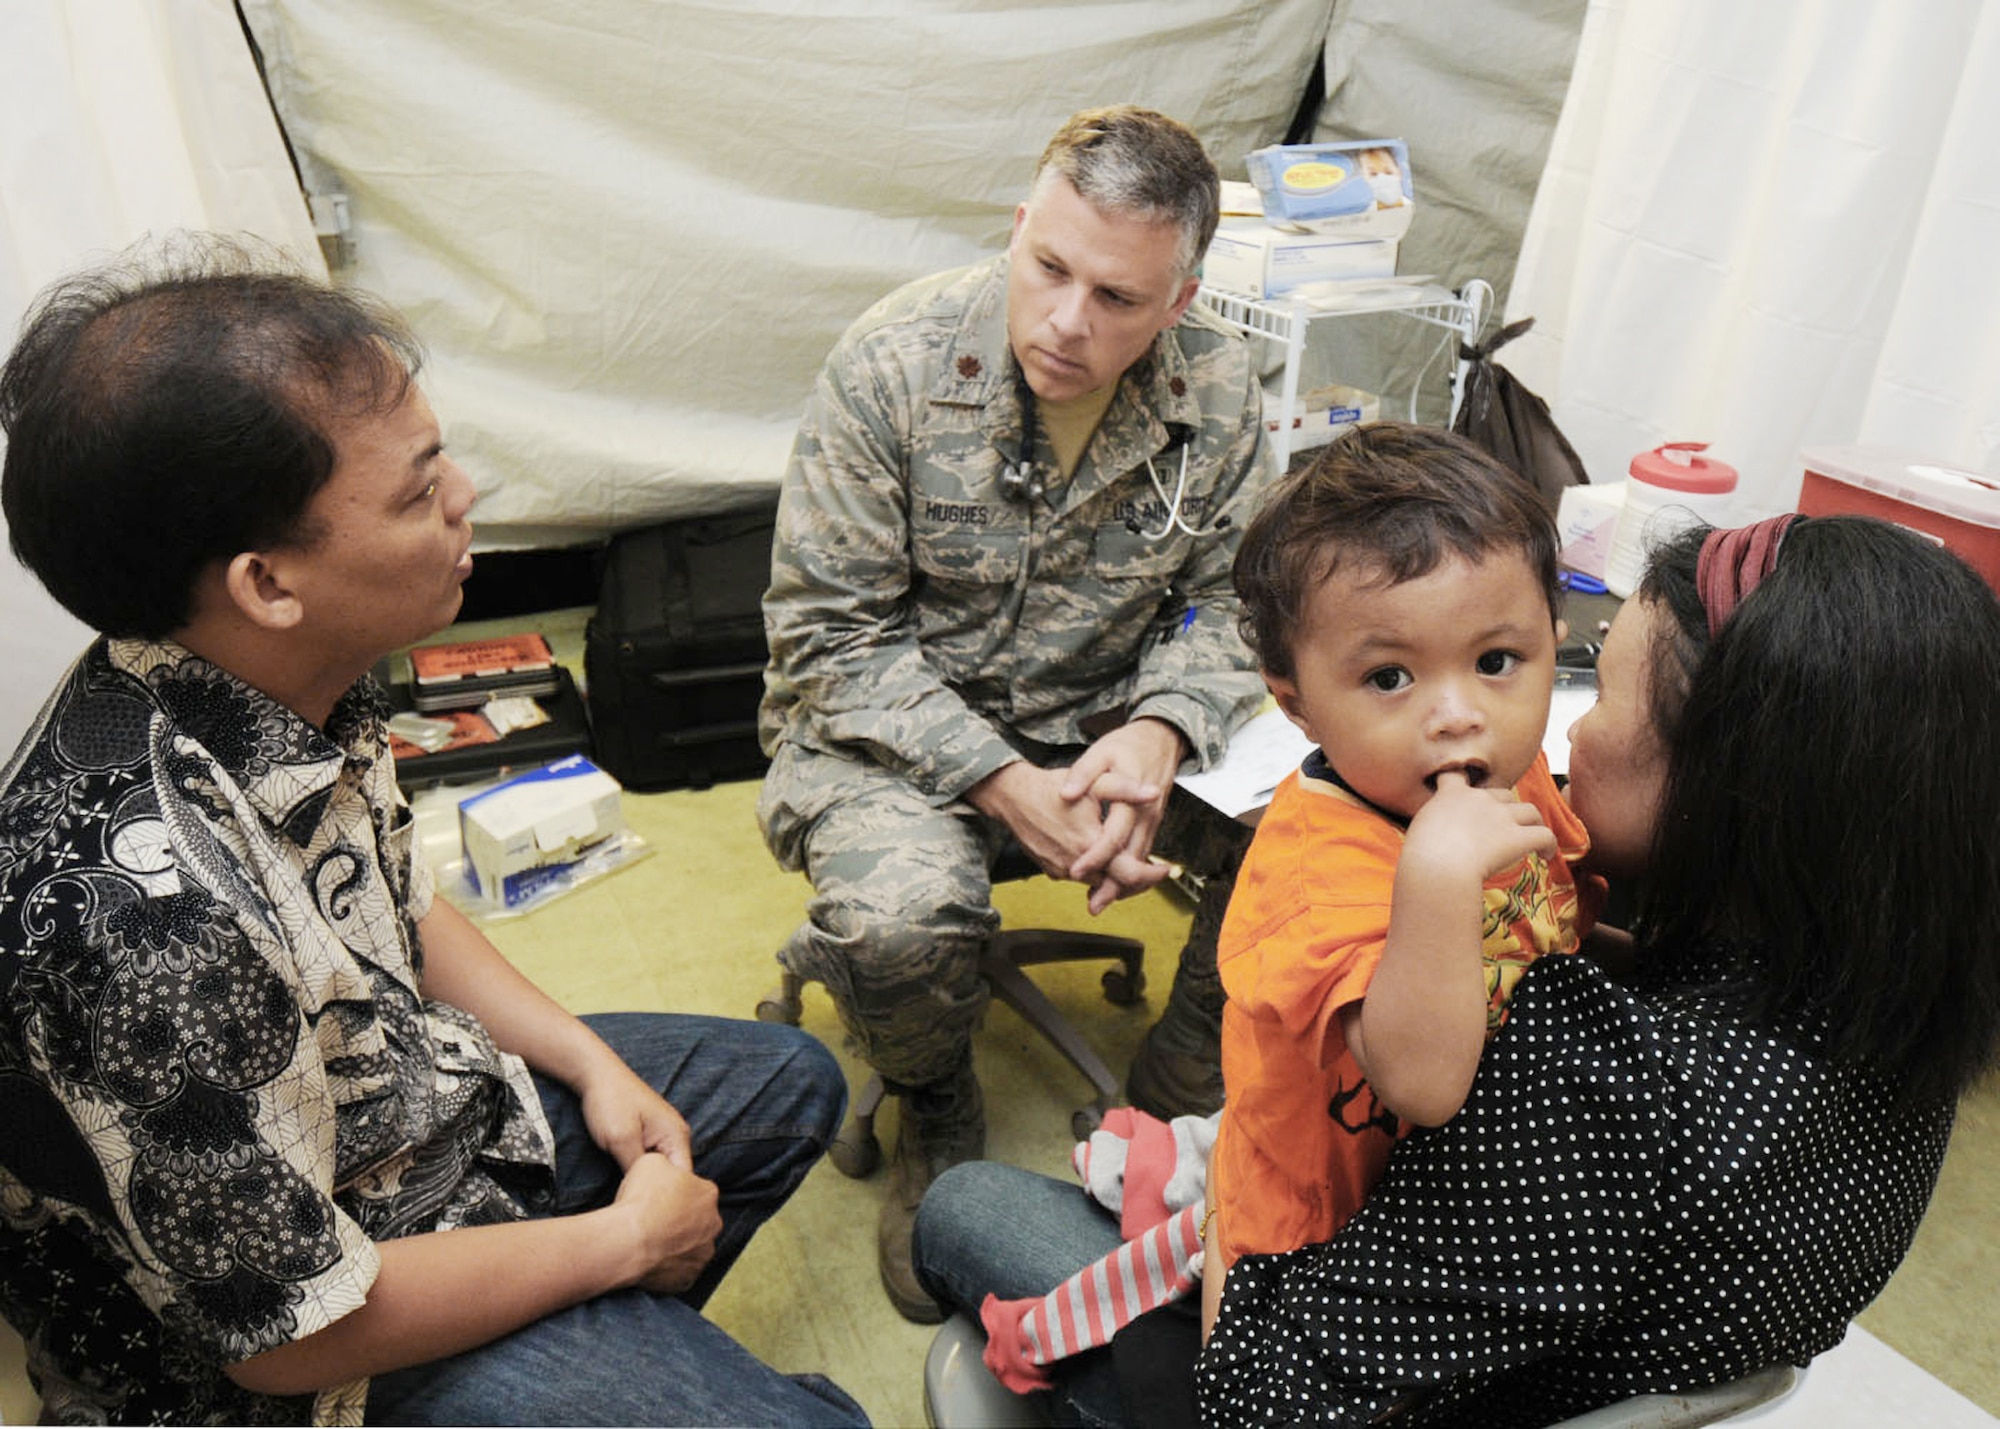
top-left (1604, 442), bottom-right (1739, 597)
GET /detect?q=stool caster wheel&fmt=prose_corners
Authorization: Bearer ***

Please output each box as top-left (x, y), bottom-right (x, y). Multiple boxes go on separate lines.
top-left (830, 1124), bottom-right (882, 1179)
top-left (755, 988), bottom-right (803, 1025)
top-left (1101, 966), bottom-right (1146, 1005)
top-left (1072, 1104), bottom-right (1105, 1140)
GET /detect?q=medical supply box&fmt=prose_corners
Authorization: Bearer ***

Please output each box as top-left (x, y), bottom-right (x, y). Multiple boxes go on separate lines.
top-left (1243, 139), bottom-right (1416, 240)
top-left (460, 755), bottom-right (625, 908)
top-left (1262, 380), bottom-right (1381, 450)
top-left (1203, 220), bottom-right (1398, 299)
top-left (1556, 482), bottom-right (1626, 583)
top-left (1796, 446), bottom-right (2000, 592)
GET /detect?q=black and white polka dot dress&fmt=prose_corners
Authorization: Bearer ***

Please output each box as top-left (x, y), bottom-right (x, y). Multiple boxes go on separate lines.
top-left (1194, 952), bottom-right (1952, 1427)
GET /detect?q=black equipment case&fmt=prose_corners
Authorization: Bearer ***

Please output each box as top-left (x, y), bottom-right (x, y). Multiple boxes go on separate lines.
top-left (584, 508), bottom-right (776, 790)
top-left (384, 663), bottom-right (594, 794)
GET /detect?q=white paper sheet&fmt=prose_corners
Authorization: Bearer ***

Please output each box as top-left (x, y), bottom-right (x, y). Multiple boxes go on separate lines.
top-left (1178, 685), bottom-right (1601, 819)
top-left (1176, 707), bottom-right (1313, 819)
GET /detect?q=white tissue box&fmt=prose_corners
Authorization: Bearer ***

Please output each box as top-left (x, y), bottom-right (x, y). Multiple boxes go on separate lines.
top-left (459, 755), bottom-right (624, 908)
top-left (1557, 482), bottom-right (1625, 582)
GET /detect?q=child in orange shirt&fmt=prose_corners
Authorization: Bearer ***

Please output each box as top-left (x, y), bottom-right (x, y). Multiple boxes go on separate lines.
top-left (977, 424), bottom-right (1601, 1389)
top-left (1202, 421), bottom-right (1602, 1335)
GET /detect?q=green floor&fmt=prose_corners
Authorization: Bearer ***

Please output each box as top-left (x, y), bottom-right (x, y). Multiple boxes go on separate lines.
top-left (446, 772), bottom-right (1197, 1426)
top-left (2, 606), bottom-right (1994, 1425)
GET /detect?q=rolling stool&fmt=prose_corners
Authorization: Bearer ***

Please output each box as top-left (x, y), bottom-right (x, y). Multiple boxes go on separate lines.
top-left (1548, 1364), bottom-right (1798, 1427)
top-left (924, 1313), bottom-right (1046, 1428)
top-left (755, 848), bottom-right (1148, 1176)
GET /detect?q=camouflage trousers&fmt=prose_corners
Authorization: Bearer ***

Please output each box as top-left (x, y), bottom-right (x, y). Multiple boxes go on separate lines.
top-left (757, 740), bottom-right (1252, 1090)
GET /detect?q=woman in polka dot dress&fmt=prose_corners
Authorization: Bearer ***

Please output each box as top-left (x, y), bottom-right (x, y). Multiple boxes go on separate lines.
top-left (914, 514), bottom-right (2000, 1427)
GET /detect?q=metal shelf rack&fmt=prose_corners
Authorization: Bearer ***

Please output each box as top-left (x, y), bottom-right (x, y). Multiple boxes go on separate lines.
top-left (1198, 278), bottom-right (1493, 469)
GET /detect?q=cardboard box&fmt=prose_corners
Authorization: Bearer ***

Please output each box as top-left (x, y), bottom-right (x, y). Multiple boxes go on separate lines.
top-left (1204, 219), bottom-right (1397, 298)
top-left (1244, 139), bottom-right (1416, 240)
top-left (459, 755), bottom-right (624, 908)
top-left (1262, 381), bottom-right (1380, 451)
top-left (1797, 446), bottom-right (2000, 592)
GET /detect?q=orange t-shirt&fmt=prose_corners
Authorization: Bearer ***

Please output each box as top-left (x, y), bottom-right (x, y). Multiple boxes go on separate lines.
top-left (1210, 750), bottom-right (1599, 1269)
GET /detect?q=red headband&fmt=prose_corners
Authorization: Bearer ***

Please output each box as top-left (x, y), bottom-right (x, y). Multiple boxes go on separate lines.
top-left (1696, 514), bottom-right (1802, 639)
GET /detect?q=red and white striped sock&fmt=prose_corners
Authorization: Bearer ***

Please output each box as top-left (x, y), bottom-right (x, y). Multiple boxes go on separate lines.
top-left (978, 1203), bottom-right (1204, 1393)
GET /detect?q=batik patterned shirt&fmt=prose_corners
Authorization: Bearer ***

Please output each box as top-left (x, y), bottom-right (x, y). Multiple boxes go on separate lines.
top-left (0, 640), bottom-right (554, 1426)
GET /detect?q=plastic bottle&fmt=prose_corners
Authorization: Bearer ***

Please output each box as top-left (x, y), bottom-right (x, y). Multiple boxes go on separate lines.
top-left (1603, 442), bottom-right (1739, 598)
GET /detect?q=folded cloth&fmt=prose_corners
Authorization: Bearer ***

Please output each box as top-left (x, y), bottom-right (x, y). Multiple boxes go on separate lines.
top-left (1072, 1107), bottom-right (1218, 1240)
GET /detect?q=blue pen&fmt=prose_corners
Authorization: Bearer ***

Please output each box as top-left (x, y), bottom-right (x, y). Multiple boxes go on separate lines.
top-left (1181, 606), bottom-right (1198, 634)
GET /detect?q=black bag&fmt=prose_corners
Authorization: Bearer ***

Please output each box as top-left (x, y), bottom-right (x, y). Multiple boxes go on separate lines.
top-left (1452, 316), bottom-right (1592, 507)
top-left (584, 508), bottom-right (776, 791)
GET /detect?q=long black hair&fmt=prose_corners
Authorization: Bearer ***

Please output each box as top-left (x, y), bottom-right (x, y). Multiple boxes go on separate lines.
top-left (1635, 516), bottom-right (2000, 1106)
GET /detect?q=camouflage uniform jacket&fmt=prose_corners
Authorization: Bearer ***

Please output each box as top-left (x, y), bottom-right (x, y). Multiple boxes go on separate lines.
top-left (761, 255), bottom-right (1272, 804)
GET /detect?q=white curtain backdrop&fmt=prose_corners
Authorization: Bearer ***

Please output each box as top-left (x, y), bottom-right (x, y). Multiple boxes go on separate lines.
top-left (0, 0), bottom-right (324, 751)
top-left (238, 0), bottom-right (1333, 550)
top-left (1507, 0), bottom-right (2000, 518)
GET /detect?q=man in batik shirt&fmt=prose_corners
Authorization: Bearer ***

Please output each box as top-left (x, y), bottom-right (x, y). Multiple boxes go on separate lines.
top-left (0, 239), bottom-right (862, 1426)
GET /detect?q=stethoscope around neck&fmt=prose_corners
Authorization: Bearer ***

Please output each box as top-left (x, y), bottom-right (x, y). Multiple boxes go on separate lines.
top-left (998, 371), bottom-right (1213, 540)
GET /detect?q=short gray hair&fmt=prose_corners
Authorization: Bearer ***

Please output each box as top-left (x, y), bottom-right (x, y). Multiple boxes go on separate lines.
top-left (1033, 106), bottom-right (1220, 280)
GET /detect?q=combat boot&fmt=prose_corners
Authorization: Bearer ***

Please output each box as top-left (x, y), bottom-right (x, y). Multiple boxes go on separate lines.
top-left (1126, 878), bottom-right (1227, 1118)
top-left (877, 1061), bottom-right (985, 1323)
top-left (1125, 1011), bottom-right (1224, 1119)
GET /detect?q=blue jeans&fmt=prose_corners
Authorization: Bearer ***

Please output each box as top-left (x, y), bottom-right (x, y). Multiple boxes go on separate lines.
top-left (364, 1013), bottom-right (868, 1426)
top-left (912, 1161), bottom-right (1129, 1429)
